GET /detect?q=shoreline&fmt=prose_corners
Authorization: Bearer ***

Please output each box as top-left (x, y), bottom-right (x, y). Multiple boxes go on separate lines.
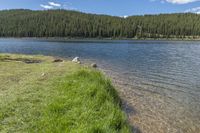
top-left (0, 53), bottom-right (135, 131)
top-left (0, 53), bottom-right (131, 132)
top-left (1, 37), bottom-right (200, 41)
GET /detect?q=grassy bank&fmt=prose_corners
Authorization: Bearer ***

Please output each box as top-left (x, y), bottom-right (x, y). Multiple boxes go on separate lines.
top-left (0, 54), bottom-right (130, 133)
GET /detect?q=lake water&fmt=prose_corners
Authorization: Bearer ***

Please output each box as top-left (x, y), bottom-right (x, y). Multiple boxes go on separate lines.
top-left (0, 38), bottom-right (200, 133)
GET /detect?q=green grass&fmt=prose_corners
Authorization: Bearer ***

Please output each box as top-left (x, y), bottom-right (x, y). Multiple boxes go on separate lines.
top-left (0, 54), bottom-right (130, 133)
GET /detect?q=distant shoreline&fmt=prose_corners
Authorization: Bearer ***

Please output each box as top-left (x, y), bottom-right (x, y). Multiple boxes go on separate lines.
top-left (1, 37), bottom-right (200, 41)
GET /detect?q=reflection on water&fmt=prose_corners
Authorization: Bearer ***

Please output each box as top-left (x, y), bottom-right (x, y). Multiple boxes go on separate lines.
top-left (0, 39), bottom-right (200, 133)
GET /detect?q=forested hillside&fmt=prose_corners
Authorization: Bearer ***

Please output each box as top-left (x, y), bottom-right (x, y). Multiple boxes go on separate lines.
top-left (0, 9), bottom-right (200, 39)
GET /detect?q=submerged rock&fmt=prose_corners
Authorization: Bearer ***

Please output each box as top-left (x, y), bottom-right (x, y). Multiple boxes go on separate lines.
top-left (72, 57), bottom-right (81, 64)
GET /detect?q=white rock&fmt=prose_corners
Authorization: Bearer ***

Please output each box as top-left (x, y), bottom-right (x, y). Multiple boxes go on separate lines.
top-left (72, 57), bottom-right (81, 63)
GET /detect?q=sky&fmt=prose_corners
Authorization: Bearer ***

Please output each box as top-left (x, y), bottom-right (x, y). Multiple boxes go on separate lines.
top-left (0, 0), bottom-right (200, 16)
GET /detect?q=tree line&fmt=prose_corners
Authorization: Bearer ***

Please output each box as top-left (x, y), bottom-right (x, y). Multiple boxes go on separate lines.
top-left (0, 9), bottom-right (200, 39)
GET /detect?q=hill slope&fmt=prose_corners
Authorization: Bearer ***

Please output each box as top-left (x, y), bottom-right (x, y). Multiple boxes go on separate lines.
top-left (0, 9), bottom-right (200, 39)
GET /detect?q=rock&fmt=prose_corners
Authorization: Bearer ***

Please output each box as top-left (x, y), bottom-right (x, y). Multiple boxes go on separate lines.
top-left (91, 63), bottom-right (97, 68)
top-left (72, 57), bottom-right (81, 64)
top-left (53, 59), bottom-right (63, 62)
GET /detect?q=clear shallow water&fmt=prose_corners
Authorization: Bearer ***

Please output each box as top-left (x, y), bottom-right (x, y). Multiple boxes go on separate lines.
top-left (0, 38), bottom-right (200, 133)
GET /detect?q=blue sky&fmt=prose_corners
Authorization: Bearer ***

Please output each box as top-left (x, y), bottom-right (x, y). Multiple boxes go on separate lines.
top-left (0, 0), bottom-right (200, 16)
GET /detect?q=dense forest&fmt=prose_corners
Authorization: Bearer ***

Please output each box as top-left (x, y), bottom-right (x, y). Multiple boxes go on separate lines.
top-left (0, 9), bottom-right (200, 39)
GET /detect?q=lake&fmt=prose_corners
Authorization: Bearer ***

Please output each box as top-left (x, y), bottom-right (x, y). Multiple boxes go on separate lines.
top-left (0, 38), bottom-right (200, 133)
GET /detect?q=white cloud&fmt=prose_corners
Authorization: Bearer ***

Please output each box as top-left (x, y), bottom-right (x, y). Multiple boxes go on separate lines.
top-left (185, 6), bottom-right (200, 13)
top-left (40, 1), bottom-right (78, 10)
top-left (150, 0), bottom-right (200, 4)
top-left (63, 2), bottom-right (77, 10)
top-left (40, 4), bottom-right (53, 9)
top-left (123, 15), bottom-right (129, 18)
top-left (166, 0), bottom-right (200, 4)
top-left (48, 2), bottom-right (61, 7)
